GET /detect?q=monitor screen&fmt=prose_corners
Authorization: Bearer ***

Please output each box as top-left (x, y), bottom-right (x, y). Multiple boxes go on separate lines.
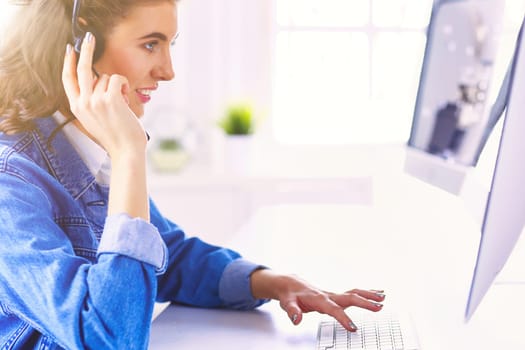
top-left (465, 17), bottom-right (525, 321)
top-left (405, 0), bottom-right (506, 195)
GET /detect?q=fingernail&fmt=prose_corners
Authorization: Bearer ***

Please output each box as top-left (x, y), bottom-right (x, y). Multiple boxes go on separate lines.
top-left (85, 31), bottom-right (93, 43)
top-left (66, 44), bottom-right (72, 56)
top-left (375, 303), bottom-right (383, 308)
top-left (291, 314), bottom-right (298, 324)
top-left (376, 293), bottom-right (385, 298)
top-left (349, 321), bottom-right (357, 331)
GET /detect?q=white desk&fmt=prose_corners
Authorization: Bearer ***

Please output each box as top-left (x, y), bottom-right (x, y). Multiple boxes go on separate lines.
top-left (149, 174), bottom-right (525, 349)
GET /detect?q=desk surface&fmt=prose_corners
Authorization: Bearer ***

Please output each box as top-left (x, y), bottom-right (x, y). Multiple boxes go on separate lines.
top-left (150, 302), bottom-right (322, 350)
top-left (149, 175), bottom-right (525, 350)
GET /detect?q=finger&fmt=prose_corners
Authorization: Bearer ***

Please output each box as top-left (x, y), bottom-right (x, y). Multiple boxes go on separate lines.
top-left (62, 44), bottom-right (80, 101)
top-left (107, 74), bottom-right (130, 104)
top-left (369, 289), bottom-right (385, 294)
top-left (279, 300), bottom-right (303, 326)
top-left (316, 298), bottom-right (357, 332)
top-left (349, 289), bottom-right (386, 302)
top-left (121, 80), bottom-right (131, 105)
top-left (93, 74), bottom-right (110, 96)
top-left (77, 32), bottom-right (96, 95)
top-left (331, 292), bottom-right (383, 312)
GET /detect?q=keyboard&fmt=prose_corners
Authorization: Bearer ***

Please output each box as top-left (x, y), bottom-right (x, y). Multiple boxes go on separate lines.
top-left (316, 312), bottom-right (419, 350)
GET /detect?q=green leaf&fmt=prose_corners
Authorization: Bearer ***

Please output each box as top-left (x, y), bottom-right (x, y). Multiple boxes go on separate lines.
top-left (158, 139), bottom-right (181, 150)
top-left (219, 104), bottom-right (254, 135)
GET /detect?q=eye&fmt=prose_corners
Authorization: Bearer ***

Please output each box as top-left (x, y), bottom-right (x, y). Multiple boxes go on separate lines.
top-left (144, 41), bottom-right (159, 52)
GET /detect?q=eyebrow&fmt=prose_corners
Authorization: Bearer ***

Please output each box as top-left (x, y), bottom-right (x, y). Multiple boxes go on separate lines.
top-left (138, 32), bottom-right (180, 42)
top-left (138, 32), bottom-right (168, 41)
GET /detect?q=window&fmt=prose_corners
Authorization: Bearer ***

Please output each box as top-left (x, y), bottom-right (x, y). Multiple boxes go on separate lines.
top-left (272, 0), bottom-right (433, 145)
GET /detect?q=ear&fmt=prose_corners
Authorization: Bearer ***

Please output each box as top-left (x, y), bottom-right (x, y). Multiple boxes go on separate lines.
top-left (78, 17), bottom-right (88, 27)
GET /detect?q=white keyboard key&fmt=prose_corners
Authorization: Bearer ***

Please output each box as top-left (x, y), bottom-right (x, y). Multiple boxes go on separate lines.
top-left (318, 322), bottom-right (335, 349)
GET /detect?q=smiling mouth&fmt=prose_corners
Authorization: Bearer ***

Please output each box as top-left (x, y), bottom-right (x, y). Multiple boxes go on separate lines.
top-left (136, 89), bottom-right (153, 103)
top-left (137, 89), bottom-right (152, 96)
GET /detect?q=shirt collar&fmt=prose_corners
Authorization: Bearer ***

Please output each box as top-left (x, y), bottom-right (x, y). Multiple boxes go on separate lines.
top-left (53, 112), bottom-right (111, 186)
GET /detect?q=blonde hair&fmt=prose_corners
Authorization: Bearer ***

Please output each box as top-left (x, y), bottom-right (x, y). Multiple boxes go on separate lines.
top-left (0, 0), bottom-right (174, 134)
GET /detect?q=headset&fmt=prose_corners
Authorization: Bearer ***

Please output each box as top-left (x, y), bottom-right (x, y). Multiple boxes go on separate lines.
top-left (71, 0), bottom-right (104, 62)
top-left (71, 0), bottom-right (83, 53)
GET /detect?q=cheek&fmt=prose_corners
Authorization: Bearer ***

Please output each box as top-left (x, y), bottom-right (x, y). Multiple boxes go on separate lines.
top-left (114, 62), bottom-right (141, 87)
top-left (94, 49), bottom-right (147, 117)
top-left (96, 52), bottom-right (143, 87)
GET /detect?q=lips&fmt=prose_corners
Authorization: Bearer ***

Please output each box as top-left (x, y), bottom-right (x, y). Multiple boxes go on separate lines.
top-left (136, 88), bottom-right (155, 103)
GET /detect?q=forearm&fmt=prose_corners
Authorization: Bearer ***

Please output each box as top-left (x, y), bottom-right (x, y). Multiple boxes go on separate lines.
top-left (108, 151), bottom-right (149, 221)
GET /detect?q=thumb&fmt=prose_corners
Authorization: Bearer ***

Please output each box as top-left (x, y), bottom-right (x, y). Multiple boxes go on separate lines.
top-left (121, 81), bottom-right (130, 105)
top-left (280, 300), bottom-right (303, 326)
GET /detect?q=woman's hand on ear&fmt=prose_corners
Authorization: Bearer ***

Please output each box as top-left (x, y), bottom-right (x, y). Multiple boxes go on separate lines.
top-left (62, 32), bottom-right (147, 159)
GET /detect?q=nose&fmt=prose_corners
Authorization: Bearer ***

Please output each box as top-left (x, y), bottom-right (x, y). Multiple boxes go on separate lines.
top-left (152, 49), bottom-right (175, 81)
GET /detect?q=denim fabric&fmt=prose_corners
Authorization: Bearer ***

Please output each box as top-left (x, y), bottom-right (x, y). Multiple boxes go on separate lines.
top-left (0, 117), bottom-right (268, 350)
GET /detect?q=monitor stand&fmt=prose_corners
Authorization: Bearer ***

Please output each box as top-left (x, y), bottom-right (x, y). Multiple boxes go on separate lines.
top-left (404, 146), bottom-right (471, 195)
top-left (404, 146), bottom-right (489, 225)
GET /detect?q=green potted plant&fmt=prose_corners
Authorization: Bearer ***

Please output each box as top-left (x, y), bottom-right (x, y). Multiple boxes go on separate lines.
top-left (218, 104), bottom-right (255, 135)
top-left (218, 103), bottom-right (256, 175)
top-left (150, 137), bottom-right (189, 172)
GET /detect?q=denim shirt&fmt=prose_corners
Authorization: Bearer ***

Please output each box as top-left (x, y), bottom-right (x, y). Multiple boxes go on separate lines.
top-left (0, 117), bottom-right (268, 350)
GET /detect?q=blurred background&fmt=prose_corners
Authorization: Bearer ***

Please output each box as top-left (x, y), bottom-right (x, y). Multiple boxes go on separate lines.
top-left (139, 0), bottom-right (525, 176)
top-left (1, 0), bottom-right (525, 242)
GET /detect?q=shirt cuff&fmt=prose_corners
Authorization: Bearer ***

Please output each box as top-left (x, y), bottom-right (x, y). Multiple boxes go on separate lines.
top-left (218, 259), bottom-right (270, 310)
top-left (98, 213), bottom-right (168, 274)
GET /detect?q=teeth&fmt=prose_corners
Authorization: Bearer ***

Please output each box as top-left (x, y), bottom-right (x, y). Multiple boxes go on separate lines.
top-left (137, 89), bottom-right (152, 96)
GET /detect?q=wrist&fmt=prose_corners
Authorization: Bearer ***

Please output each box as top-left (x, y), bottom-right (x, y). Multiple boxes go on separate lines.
top-left (250, 269), bottom-right (293, 300)
top-left (108, 150), bottom-right (149, 221)
top-left (110, 149), bottom-right (147, 166)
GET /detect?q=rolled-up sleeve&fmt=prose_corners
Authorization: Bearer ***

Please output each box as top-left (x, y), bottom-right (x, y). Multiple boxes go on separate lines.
top-left (218, 259), bottom-right (270, 310)
top-left (98, 213), bottom-right (168, 274)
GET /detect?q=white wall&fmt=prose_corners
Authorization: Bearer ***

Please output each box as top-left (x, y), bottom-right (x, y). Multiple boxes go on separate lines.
top-left (144, 0), bottom-right (273, 169)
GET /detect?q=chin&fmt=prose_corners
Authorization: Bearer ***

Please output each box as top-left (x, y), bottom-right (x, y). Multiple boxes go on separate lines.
top-left (131, 105), bottom-right (145, 118)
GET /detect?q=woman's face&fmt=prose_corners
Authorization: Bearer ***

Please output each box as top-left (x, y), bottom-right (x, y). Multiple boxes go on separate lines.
top-left (93, 1), bottom-right (178, 117)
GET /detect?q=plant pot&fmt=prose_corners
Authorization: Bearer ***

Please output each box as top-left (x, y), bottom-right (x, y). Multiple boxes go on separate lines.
top-left (223, 135), bottom-right (253, 175)
top-left (150, 149), bottom-right (189, 172)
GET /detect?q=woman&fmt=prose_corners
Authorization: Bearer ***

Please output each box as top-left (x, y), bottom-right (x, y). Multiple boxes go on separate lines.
top-left (0, 1), bottom-right (385, 349)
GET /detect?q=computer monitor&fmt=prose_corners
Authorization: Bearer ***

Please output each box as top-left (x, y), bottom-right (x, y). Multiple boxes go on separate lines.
top-left (405, 0), bottom-right (506, 195)
top-left (465, 16), bottom-right (525, 321)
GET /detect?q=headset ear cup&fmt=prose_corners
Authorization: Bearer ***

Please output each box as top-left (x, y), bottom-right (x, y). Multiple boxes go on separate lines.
top-left (73, 35), bottom-right (83, 54)
top-left (72, 27), bottom-right (104, 62)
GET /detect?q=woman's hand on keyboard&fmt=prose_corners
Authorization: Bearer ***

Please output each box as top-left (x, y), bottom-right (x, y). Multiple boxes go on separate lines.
top-left (250, 269), bottom-right (385, 332)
